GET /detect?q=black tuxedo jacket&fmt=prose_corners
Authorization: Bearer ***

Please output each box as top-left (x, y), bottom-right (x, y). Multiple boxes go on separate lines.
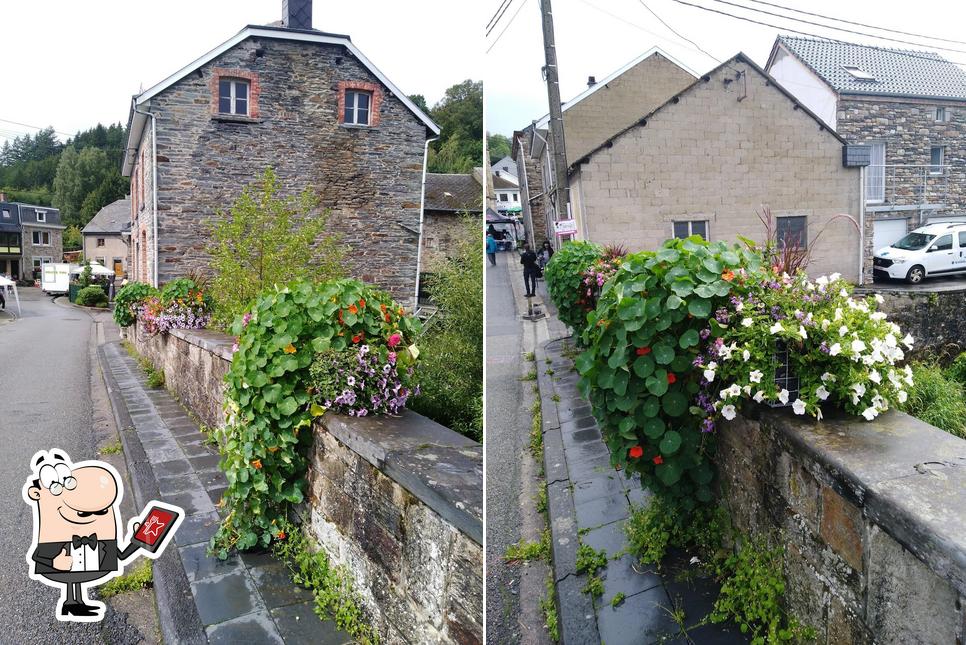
top-left (31, 538), bottom-right (139, 575)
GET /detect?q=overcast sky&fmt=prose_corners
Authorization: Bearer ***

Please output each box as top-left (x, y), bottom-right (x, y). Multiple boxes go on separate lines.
top-left (0, 0), bottom-right (484, 145)
top-left (485, 0), bottom-right (966, 136)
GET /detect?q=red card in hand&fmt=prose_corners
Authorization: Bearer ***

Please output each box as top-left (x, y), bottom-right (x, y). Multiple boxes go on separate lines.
top-left (131, 505), bottom-right (181, 553)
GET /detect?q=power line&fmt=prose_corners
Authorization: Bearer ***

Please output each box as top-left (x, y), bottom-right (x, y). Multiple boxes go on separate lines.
top-left (486, 0), bottom-right (531, 53)
top-left (0, 118), bottom-right (74, 139)
top-left (668, 0), bottom-right (966, 68)
top-left (742, 0), bottom-right (966, 47)
top-left (638, 0), bottom-right (721, 63)
top-left (486, 0), bottom-right (514, 34)
top-left (704, 0), bottom-right (966, 56)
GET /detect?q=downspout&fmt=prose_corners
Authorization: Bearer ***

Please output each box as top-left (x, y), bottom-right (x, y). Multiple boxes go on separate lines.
top-left (858, 167), bottom-right (866, 286)
top-left (132, 102), bottom-right (159, 288)
top-left (413, 135), bottom-right (439, 309)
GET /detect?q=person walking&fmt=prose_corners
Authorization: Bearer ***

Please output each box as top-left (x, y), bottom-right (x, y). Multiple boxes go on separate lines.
top-left (486, 233), bottom-right (498, 266)
top-left (537, 240), bottom-right (554, 270)
top-left (520, 243), bottom-right (539, 297)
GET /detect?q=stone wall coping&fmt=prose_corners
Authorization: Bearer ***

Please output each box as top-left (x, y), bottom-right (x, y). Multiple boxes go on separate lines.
top-left (854, 283), bottom-right (966, 295)
top-left (319, 412), bottom-right (483, 545)
top-left (757, 406), bottom-right (966, 595)
top-left (169, 327), bottom-right (237, 362)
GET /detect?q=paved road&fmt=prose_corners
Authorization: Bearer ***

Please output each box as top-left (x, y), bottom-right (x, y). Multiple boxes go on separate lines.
top-left (0, 288), bottom-right (101, 643)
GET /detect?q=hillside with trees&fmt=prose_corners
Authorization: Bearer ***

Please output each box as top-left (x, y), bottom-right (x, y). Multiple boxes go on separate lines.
top-left (412, 79), bottom-right (483, 174)
top-left (0, 123), bottom-right (129, 249)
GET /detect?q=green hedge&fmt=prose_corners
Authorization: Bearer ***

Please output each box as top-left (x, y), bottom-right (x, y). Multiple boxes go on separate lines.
top-left (543, 240), bottom-right (602, 335)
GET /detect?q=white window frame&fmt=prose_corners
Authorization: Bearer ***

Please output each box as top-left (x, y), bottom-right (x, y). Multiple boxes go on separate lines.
top-left (95, 256), bottom-right (106, 267)
top-left (499, 193), bottom-right (509, 202)
top-left (930, 145), bottom-right (945, 175)
top-left (32, 230), bottom-right (51, 246)
top-left (33, 256), bottom-right (52, 269)
top-left (344, 90), bottom-right (372, 126)
top-left (218, 78), bottom-right (250, 116)
top-left (672, 220), bottom-right (709, 240)
top-left (866, 141), bottom-right (886, 204)
top-left (35, 210), bottom-right (46, 222)
top-left (936, 106), bottom-right (947, 122)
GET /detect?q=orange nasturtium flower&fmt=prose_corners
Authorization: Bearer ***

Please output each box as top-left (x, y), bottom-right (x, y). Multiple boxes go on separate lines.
top-left (666, 373), bottom-right (677, 384)
top-left (352, 334), bottom-right (362, 343)
top-left (628, 445), bottom-right (644, 459)
top-left (722, 269), bottom-right (735, 282)
top-left (652, 455), bottom-right (663, 465)
top-left (276, 530), bottom-right (287, 540)
top-left (358, 299), bottom-right (366, 309)
top-left (348, 304), bottom-right (359, 315)
top-left (283, 343), bottom-right (297, 354)
top-left (251, 459), bottom-right (263, 469)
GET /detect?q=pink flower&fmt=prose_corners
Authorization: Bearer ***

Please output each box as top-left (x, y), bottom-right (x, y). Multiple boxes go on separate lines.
top-left (388, 333), bottom-right (402, 348)
top-left (388, 351), bottom-right (397, 364)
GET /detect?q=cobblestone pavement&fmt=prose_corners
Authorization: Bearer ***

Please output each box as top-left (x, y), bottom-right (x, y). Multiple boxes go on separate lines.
top-left (535, 301), bottom-right (749, 644)
top-left (100, 339), bottom-right (352, 644)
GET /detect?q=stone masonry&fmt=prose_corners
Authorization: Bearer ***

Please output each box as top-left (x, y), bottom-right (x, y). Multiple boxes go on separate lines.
top-left (571, 56), bottom-right (863, 282)
top-left (717, 407), bottom-right (966, 644)
top-left (129, 33), bottom-right (430, 306)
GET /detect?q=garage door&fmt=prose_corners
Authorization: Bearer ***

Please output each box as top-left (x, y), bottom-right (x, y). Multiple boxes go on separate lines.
top-left (872, 219), bottom-right (907, 253)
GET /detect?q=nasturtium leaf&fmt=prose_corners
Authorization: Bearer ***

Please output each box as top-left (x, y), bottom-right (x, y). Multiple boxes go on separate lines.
top-left (619, 417), bottom-right (637, 439)
top-left (656, 461), bottom-right (682, 486)
top-left (696, 485), bottom-right (713, 503)
top-left (661, 391), bottom-right (688, 417)
top-left (575, 352), bottom-right (594, 374)
top-left (694, 284), bottom-right (716, 299)
top-left (641, 397), bottom-right (661, 417)
top-left (653, 343), bottom-right (675, 365)
top-left (656, 248), bottom-right (680, 263)
top-left (703, 257), bottom-right (722, 274)
top-left (632, 355), bottom-right (655, 379)
top-left (721, 250), bottom-right (740, 266)
top-left (679, 329), bottom-right (699, 348)
top-left (645, 373), bottom-right (668, 396)
top-left (687, 298), bottom-right (712, 318)
top-left (666, 294), bottom-right (684, 310)
top-left (645, 297), bottom-right (663, 320)
top-left (659, 430), bottom-right (682, 455)
top-left (713, 280), bottom-right (733, 297)
top-left (669, 280), bottom-right (694, 297)
top-left (608, 348), bottom-right (627, 370)
top-left (277, 396), bottom-right (298, 416)
top-left (598, 366), bottom-right (615, 389)
top-left (612, 369), bottom-right (629, 396)
top-left (643, 417), bottom-right (665, 438)
top-left (671, 354), bottom-right (692, 374)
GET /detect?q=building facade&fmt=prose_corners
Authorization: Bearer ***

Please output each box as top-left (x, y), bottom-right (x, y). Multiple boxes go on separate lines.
top-left (82, 197), bottom-right (131, 276)
top-left (0, 197), bottom-right (64, 281)
top-left (569, 54), bottom-right (864, 282)
top-left (767, 36), bottom-right (966, 276)
top-left (421, 171), bottom-right (483, 271)
top-left (123, 5), bottom-right (438, 306)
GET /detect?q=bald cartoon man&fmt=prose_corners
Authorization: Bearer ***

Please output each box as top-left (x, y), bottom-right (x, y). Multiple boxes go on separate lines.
top-left (22, 450), bottom-right (182, 622)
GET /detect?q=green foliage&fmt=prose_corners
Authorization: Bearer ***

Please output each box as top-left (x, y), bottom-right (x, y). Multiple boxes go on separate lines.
top-left (75, 284), bottom-right (107, 307)
top-left (113, 282), bottom-right (159, 327)
top-left (63, 225), bottom-right (83, 252)
top-left (504, 530), bottom-right (551, 563)
top-left (146, 367), bottom-right (165, 389)
top-left (273, 519), bottom-right (379, 644)
top-left (160, 278), bottom-right (200, 304)
top-left (98, 560), bottom-right (153, 598)
top-left (581, 575), bottom-right (604, 599)
top-left (207, 167), bottom-right (345, 330)
top-left (543, 240), bottom-right (603, 334)
top-left (408, 218), bottom-right (483, 441)
top-left (535, 481), bottom-right (548, 514)
top-left (100, 440), bottom-right (122, 455)
top-left (487, 133), bottom-right (512, 165)
top-left (576, 238), bottom-right (760, 507)
top-left (77, 261), bottom-right (93, 288)
top-left (53, 144), bottom-right (127, 228)
top-left (529, 399), bottom-right (543, 460)
top-left (611, 592), bottom-right (626, 608)
top-left (900, 361), bottom-right (966, 438)
top-left (212, 279), bottom-right (420, 555)
top-left (945, 352), bottom-right (966, 388)
top-left (541, 574), bottom-right (560, 642)
top-left (426, 80), bottom-right (483, 173)
top-left (624, 498), bottom-right (729, 567)
top-left (575, 543), bottom-right (608, 575)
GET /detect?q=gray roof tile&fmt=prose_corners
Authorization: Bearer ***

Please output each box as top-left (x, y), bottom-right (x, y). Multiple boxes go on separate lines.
top-left (424, 174), bottom-right (483, 213)
top-left (778, 35), bottom-right (966, 99)
top-left (83, 198), bottom-right (131, 234)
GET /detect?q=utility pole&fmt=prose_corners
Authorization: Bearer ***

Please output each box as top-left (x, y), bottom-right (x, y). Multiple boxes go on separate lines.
top-left (539, 0), bottom-right (571, 242)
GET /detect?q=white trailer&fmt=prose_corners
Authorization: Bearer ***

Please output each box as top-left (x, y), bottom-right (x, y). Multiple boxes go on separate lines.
top-left (41, 263), bottom-right (71, 295)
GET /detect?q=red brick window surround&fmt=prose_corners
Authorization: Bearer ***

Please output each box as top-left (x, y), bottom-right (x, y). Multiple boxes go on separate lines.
top-left (210, 68), bottom-right (261, 118)
top-left (338, 81), bottom-right (383, 126)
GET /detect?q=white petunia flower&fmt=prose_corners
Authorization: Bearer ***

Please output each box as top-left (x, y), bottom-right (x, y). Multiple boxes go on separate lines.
top-left (792, 399), bottom-right (806, 415)
top-left (770, 322), bottom-right (784, 334)
top-left (874, 293), bottom-right (884, 304)
top-left (869, 370), bottom-right (882, 384)
top-left (704, 368), bottom-right (716, 383)
top-left (816, 408), bottom-right (824, 421)
top-left (871, 312), bottom-right (887, 321)
top-left (816, 385), bottom-right (830, 401)
top-left (830, 272), bottom-right (841, 282)
top-left (815, 275), bottom-right (828, 286)
top-left (735, 301), bottom-right (744, 312)
top-left (852, 382), bottom-right (866, 397)
top-left (743, 349), bottom-right (751, 361)
top-left (897, 390), bottom-right (908, 404)
top-left (904, 365), bottom-right (914, 386)
top-left (753, 390), bottom-right (766, 403)
top-left (778, 389), bottom-right (789, 405)
top-left (721, 404), bottom-right (737, 421)
top-left (902, 334), bottom-right (914, 349)
top-left (820, 372), bottom-right (836, 382)
top-left (749, 370), bottom-right (763, 383)
top-left (862, 407), bottom-right (878, 421)
top-left (834, 308), bottom-right (843, 321)
top-left (839, 325), bottom-right (849, 337)
top-left (851, 339), bottom-right (866, 354)
top-left (741, 317), bottom-right (754, 328)
top-left (799, 325), bottom-right (808, 339)
top-left (821, 318), bottom-right (830, 331)
top-left (840, 288), bottom-right (849, 297)
top-left (829, 343), bottom-right (841, 357)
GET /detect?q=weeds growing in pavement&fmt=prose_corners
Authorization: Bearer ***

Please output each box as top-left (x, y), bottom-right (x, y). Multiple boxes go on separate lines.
top-left (521, 369), bottom-right (537, 381)
top-left (98, 560), bottom-right (152, 598)
top-left (581, 575), bottom-right (604, 599)
top-left (100, 440), bottom-right (122, 455)
top-left (504, 530), bottom-right (551, 564)
top-left (575, 543), bottom-right (608, 576)
top-left (541, 573), bottom-right (560, 642)
top-left (611, 592), bottom-right (626, 608)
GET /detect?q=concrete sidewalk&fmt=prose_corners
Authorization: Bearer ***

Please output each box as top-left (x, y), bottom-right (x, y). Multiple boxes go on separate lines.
top-left (99, 337), bottom-right (352, 644)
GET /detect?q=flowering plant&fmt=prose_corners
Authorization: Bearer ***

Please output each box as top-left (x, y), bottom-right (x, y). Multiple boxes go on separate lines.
top-left (701, 271), bottom-right (912, 430)
top-left (309, 344), bottom-right (418, 417)
top-left (578, 245), bottom-right (626, 312)
top-left (137, 287), bottom-right (212, 335)
top-left (544, 240), bottom-right (603, 334)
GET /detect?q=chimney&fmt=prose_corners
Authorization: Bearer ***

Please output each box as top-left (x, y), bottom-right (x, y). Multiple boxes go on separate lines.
top-left (282, 0), bottom-right (312, 30)
top-left (587, 76), bottom-right (597, 88)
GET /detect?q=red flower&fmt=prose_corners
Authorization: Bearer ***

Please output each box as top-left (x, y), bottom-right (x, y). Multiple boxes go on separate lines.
top-left (652, 455), bottom-right (663, 465)
top-left (348, 304), bottom-right (358, 315)
top-left (628, 445), bottom-right (643, 459)
top-left (636, 347), bottom-right (651, 356)
top-left (352, 334), bottom-right (362, 343)
top-left (358, 299), bottom-right (366, 309)
top-left (388, 333), bottom-right (402, 348)
top-left (667, 373), bottom-right (677, 384)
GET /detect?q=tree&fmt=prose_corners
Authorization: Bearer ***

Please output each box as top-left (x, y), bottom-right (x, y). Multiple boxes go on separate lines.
top-left (53, 146), bottom-right (126, 228)
top-left (426, 80), bottom-right (483, 173)
top-left (487, 133), bottom-right (512, 165)
top-left (63, 226), bottom-right (83, 252)
top-left (408, 94), bottom-right (430, 115)
top-left (207, 167), bottom-right (346, 329)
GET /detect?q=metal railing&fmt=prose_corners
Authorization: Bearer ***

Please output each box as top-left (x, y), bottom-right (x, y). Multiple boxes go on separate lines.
top-left (865, 164), bottom-right (962, 209)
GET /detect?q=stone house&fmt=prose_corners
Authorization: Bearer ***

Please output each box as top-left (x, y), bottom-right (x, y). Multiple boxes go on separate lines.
top-left (767, 36), bottom-right (966, 269)
top-left (512, 48), bottom-right (697, 246)
top-left (492, 174), bottom-right (520, 213)
top-left (0, 195), bottom-right (64, 281)
top-left (420, 170), bottom-right (483, 272)
top-left (122, 0), bottom-right (439, 307)
top-left (82, 198), bottom-right (131, 276)
top-left (568, 53), bottom-right (865, 282)
top-left (490, 154), bottom-right (517, 186)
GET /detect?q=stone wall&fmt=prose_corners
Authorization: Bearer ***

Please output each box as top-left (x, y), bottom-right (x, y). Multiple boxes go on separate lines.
top-left (717, 407), bottom-right (966, 644)
top-left (854, 284), bottom-right (966, 356)
top-left (128, 324), bottom-right (483, 644)
top-left (137, 36), bottom-right (427, 306)
top-left (421, 210), bottom-right (468, 271)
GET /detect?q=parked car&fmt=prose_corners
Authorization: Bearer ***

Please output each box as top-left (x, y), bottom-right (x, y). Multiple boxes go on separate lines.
top-left (873, 222), bottom-right (966, 284)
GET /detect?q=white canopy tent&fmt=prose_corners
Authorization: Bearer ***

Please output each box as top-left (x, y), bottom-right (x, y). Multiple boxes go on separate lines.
top-left (0, 275), bottom-right (21, 317)
top-left (70, 262), bottom-right (115, 277)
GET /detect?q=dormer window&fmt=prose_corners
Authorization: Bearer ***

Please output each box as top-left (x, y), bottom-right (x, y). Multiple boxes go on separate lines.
top-left (344, 90), bottom-right (372, 126)
top-left (218, 79), bottom-right (250, 116)
top-left (842, 65), bottom-right (875, 81)
top-left (36, 211), bottom-right (46, 223)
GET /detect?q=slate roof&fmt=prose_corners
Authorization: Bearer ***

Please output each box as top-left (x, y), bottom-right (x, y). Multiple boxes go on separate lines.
top-left (492, 175), bottom-right (516, 190)
top-left (424, 174), bottom-right (483, 213)
top-left (776, 36), bottom-right (966, 99)
top-left (83, 198), bottom-right (132, 235)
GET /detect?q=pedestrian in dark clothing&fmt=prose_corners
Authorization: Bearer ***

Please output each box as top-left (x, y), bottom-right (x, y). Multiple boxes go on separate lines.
top-left (537, 240), bottom-right (554, 270)
top-left (0, 288), bottom-right (5, 310)
top-left (486, 234), bottom-right (498, 266)
top-left (521, 244), bottom-right (539, 297)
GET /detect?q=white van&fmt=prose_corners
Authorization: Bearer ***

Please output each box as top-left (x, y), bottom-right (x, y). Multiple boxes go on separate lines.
top-left (41, 262), bottom-right (71, 295)
top-left (873, 222), bottom-right (966, 284)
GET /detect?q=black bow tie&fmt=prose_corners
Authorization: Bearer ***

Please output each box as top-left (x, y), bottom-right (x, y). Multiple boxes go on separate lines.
top-left (72, 534), bottom-right (97, 549)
